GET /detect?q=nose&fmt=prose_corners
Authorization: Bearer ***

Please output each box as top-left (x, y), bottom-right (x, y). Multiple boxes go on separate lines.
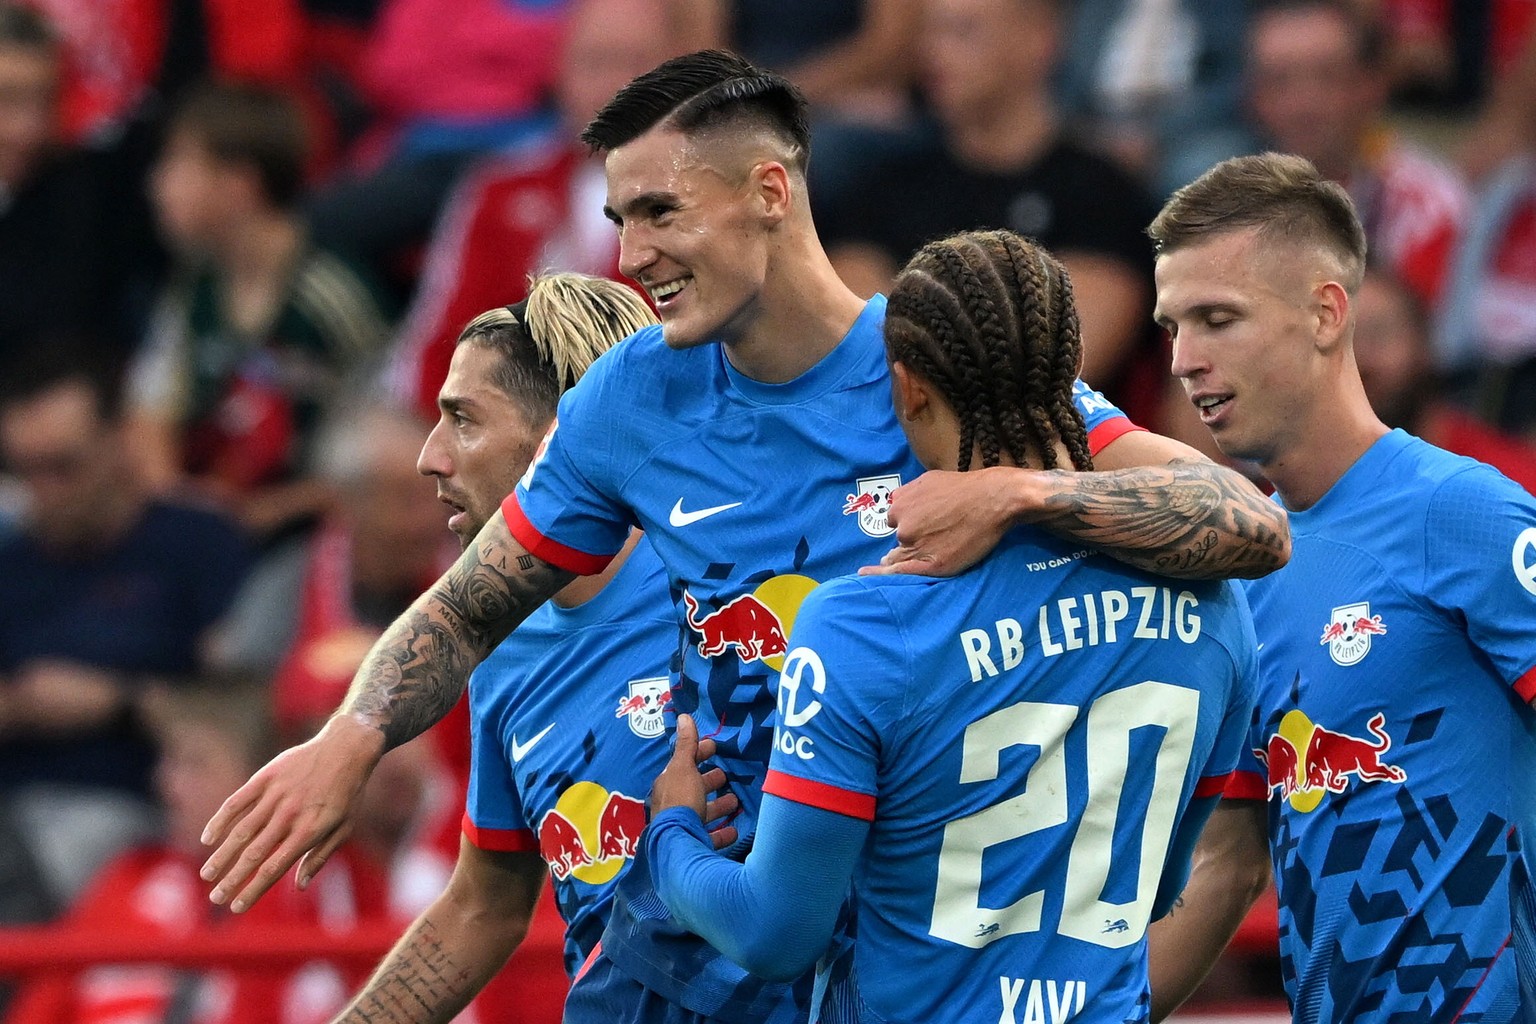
top-left (417, 419), bottom-right (451, 478)
top-left (1167, 327), bottom-right (1207, 383)
top-left (617, 224), bottom-right (657, 283)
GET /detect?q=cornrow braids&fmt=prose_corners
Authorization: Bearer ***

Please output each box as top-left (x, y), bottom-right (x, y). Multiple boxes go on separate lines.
top-left (884, 229), bottom-right (1093, 473)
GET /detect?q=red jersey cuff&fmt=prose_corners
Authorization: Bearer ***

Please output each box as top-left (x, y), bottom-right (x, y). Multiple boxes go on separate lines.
top-left (1515, 664), bottom-right (1536, 704)
top-left (763, 769), bottom-right (876, 821)
top-left (502, 495), bottom-right (617, 576)
top-left (1086, 416), bottom-right (1146, 456)
top-left (1221, 770), bottom-right (1268, 801)
top-left (462, 812), bottom-right (538, 853)
top-left (1195, 771), bottom-right (1237, 799)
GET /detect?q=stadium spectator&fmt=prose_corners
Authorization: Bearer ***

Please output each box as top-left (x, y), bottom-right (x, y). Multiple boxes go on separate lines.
top-left (1354, 266), bottom-right (1536, 492)
top-left (385, 0), bottom-right (679, 419)
top-left (1055, 0), bottom-right (1254, 195)
top-left (127, 80), bottom-right (393, 543)
top-left (305, 0), bottom-right (571, 281)
top-left (0, 348), bottom-right (252, 913)
top-left (820, 0), bottom-right (1160, 415)
top-left (1245, 0), bottom-right (1470, 308)
top-left (0, 3), bottom-right (162, 366)
top-left (3, 680), bottom-right (393, 1024)
top-left (1147, 152), bottom-right (1536, 1022)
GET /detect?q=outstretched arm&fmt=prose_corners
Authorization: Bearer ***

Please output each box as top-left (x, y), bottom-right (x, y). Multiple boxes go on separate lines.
top-left (869, 430), bottom-right (1289, 580)
top-left (334, 841), bottom-right (547, 1024)
top-left (1147, 800), bottom-right (1272, 1022)
top-left (201, 510), bottom-right (573, 911)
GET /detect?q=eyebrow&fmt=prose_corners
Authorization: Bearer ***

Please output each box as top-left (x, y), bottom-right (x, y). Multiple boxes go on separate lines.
top-left (602, 190), bottom-right (679, 224)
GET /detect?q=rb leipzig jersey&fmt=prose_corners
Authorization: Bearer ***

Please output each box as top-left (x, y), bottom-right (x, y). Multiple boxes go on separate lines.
top-left (763, 531), bottom-right (1256, 1024)
top-left (463, 536), bottom-right (678, 975)
top-left (1231, 429), bottom-right (1536, 1023)
top-left (507, 295), bottom-right (1140, 1019)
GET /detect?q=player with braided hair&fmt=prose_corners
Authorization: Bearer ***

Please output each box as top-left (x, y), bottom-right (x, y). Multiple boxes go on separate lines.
top-left (648, 229), bottom-right (1257, 1024)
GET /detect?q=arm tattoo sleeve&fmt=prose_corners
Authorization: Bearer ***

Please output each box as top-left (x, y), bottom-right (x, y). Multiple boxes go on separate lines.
top-left (1031, 458), bottom-right (1290, 580)
top-left (339, 916), bottom-right (477, 1024)
top-left (344, 522), bottom-right (573, 750)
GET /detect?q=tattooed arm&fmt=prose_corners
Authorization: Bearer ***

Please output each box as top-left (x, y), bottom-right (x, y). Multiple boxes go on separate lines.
top-left (334, 841), bottom-right (546, 1024)
top-left (201, 510), bottom-right (573, 911)
top-left (867, 430), bottom-right (1290, 580)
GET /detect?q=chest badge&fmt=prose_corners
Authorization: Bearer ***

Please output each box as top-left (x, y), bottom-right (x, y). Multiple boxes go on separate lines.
top-left (843, 474), bottom-right (900, 538)
top-left (615, 677), bottom-right (671, 739)
top-left (1319, 602), bottom-right (1388, 666)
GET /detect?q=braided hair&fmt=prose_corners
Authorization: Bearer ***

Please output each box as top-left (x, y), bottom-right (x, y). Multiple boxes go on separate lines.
top-left (884, 230), bottom-right (1093, 473)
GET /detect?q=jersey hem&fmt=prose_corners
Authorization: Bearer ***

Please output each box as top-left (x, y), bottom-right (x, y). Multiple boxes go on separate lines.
top-left (503, 495), bottom-right (617, 576)
top-left (461, 812), bottom-right (538, 852)
top-left (763, 769), bottom-right (875, 821)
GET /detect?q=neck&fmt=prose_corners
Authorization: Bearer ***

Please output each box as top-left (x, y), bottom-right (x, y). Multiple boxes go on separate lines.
top-left (216, 210), bottom-right (304, 285)
top-left (1260, 379), bottom-right (1389, 511)
top-left (945, 92), bottom-right (1058, 173)
top-left (552, 529), bottom-right (643, 609)
top-left (720, 226), bottom-right (867, 384)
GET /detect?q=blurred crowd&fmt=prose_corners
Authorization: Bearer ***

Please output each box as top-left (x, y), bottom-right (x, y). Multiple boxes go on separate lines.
top-left (0, 0), bottom-right (1534, 1021)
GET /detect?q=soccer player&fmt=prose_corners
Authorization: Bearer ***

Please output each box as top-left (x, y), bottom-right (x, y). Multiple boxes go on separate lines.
top-left (334, 274), bottom-right (692, 1022)
top-left (645, 228), bottom-right (1257, 1024)
top-left (202, 51), bottom-right (1288, 1022)
top-left (1145, 153), bottom-right (1536, 1022)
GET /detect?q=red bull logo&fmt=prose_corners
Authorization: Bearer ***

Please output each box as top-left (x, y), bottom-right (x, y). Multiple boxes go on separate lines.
top-left (536, 782), bottom-right (646, 884)
top-left (1319, 601), bottom-right (1388, 666)
top-left (842, 491), bottom-right (879, 515)
top-left (683, 589), bottom-right (789, 663)
top-left (615, 677), bottom-right (671, 739)
top-left (1254, 709), bottom-right (1407, 812)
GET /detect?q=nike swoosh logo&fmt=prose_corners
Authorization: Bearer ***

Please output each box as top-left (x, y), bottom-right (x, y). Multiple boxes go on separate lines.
top-left (669, 499), bottom-right (742, 528)
top-left (511, 723), bottom-right (555, 763)
top-left (1256, 643), bottom-right (1265, 652)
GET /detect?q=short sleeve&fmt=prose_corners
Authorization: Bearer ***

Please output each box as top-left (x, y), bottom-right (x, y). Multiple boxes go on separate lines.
top-left (1200, 616), bottom-right (1260, 799)
top-left (506, 347), bottom-right (636, 574)
top-left (1423, 466), bottom-right (1536, 701)
top-left (1071, 377), bottom-right (1144, 455)
top-left (760, 582), bottom-right (904, 822)
top-left (463, 669), bottom-right (536, 852)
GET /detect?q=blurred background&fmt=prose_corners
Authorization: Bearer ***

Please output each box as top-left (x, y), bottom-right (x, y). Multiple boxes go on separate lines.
top-left (0, 0), bottom-right (1533, 1020)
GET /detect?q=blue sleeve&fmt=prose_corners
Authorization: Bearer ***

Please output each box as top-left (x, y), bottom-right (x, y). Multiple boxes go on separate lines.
top-left (463, 658), bottom-right (534, 850)
top-left (760, 582), bottom-right (904, 817)
top-left (1070, 378), bottom-right (1141, 455)
top-left (506, 343), bottom-right (637, 574)
top-left (1153, 793), bottom-right (1219, 920)
top-left (1422, 466), bottom-right (1536, 700)
top-left (645, 793), bottom-right (867, 982)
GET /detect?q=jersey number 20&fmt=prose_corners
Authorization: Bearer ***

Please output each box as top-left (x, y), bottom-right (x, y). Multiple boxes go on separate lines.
top-left (929, 680), bottom-right (1198, 950)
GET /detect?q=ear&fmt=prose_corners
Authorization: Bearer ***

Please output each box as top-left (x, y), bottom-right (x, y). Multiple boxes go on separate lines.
top-left (1315, 280), bottom-right (1350, 353)
top-left (750, 160), bottom-right (792, 225)
top-left (891, 360), bottom-right (932, 422)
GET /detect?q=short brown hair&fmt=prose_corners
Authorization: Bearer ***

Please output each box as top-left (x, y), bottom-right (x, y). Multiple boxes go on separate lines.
top-left (169, 80), bottom-right (309, 208)
top-left (1149, 152), bottom-right (1368, 290)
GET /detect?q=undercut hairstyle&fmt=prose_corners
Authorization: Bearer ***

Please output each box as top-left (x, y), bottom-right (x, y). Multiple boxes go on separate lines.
top-left (884, 230), bottom-right (1093, 474)
top-left (581, 49), bottom-right (810, 174)
top-left (168, 80), bottom-right (310, 208)
top-left (1149, 152), bottom-right (1368, 291)
top-left (456, 272), bottom-right (658, 423)
top-left (1253, 0), bottom-right (1386, 68)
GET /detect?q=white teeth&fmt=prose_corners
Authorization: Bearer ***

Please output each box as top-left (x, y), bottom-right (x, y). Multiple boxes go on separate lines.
top-left (652, 279), bottom-right (687, 300)
top-left (1196, 395), bottom-right (1227, 409)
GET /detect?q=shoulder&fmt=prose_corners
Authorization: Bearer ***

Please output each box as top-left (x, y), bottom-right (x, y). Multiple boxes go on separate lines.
top-left (142, 499), bottom-right (247, 548)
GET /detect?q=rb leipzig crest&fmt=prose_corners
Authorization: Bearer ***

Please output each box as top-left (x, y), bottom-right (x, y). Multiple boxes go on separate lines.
top-left (615, 677), bottom-right (671, 739)
top-left (842, 474), bottom-right (900, 538)
top-left (1319, 602), bottom-right (1387, 666)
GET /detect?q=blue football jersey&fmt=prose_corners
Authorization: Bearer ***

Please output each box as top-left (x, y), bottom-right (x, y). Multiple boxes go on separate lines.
top-left (507, 295), bottom-right (1140, 1020)
top-left (761, 529), bottom-right (1255, 1024)
top-left (1231, 430), bottom-right (1536, 1023)
top-left (464, 536), bottom-right (678, 975)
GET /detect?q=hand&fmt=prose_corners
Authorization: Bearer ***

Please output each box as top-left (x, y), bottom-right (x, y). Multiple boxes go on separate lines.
top-left (200, 714), bottom-right (385, 912)
top-left (861, 467), bottom-right (1025, 578)
top-left (650, 714), bottom-right (739, 850)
